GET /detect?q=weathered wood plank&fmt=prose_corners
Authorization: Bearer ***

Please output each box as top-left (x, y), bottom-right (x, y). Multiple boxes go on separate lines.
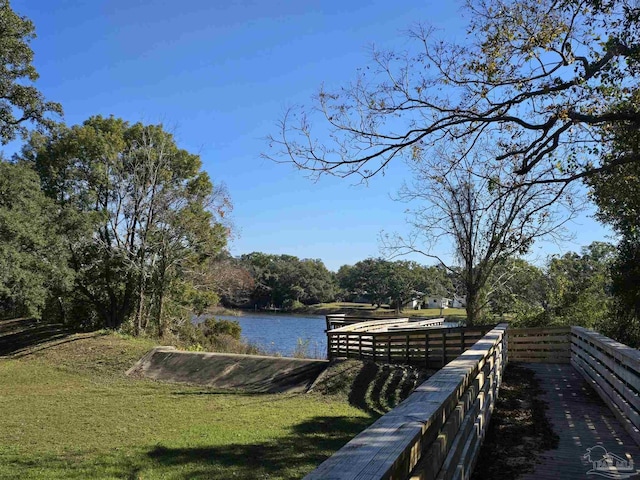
top-left (509, 342), bottom-right (571, 352)
top-left (572, 326), bottom-right (640, 371)
top-left (571, 357), bottom-right (640, 447)
top-left (509, 332), bottom-right (571, 344)
top-left (517, 363), bottom-right (640, 480)
top-left (508, 327), bottom-right (571, 335)
top-left (571, 338), bottom-right (640, 395)
top-left (306, 324), bottom-right (508, 480)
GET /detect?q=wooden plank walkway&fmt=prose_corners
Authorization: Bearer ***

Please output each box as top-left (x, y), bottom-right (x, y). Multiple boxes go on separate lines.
top-left (517, 363), bottom-right (640, 479)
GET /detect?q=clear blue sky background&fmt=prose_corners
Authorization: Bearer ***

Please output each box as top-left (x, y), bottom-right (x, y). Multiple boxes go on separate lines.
top-left (12, 0), bottom-right (612, 271)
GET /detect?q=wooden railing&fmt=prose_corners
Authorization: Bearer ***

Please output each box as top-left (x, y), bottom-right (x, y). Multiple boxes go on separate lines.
top-left (507, 326), bottom-right (571, 363)
top-left (305, 324), bottom-right (508, 480)
top-left (326, 314), bottom-right (409, 330)
top-left (325, 315), bottom-right (452, 331)
top-left (327, 322), bottom-right (493, 369)
top-left (571, 327), bottom-right (640, 446)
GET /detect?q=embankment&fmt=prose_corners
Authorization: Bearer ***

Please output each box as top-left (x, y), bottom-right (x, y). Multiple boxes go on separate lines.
top-left (127, 347), bottom-right (329, 393)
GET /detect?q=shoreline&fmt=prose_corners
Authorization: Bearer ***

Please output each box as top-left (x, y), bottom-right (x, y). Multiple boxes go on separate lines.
top-left (209, 304), bottom-right (468, 319)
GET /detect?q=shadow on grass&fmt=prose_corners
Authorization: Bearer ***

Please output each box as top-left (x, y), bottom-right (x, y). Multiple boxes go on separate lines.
top-left (313, 360), bottom-right (431, 416)
top-left (1, 416), bottom-right (375, 480)
top-left (0, 318), bottom-right (76, 356)
top-left (147, 415), bottom-right (374, 479)
top-left (0, 450), bottom-right (145, 480)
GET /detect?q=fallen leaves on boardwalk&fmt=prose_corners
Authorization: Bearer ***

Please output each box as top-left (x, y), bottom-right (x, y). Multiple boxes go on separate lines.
top-left (472, 363), bottom-right (559, 479)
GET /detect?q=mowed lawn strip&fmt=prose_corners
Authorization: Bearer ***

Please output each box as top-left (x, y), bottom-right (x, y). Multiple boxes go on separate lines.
top-left (0, 330), bottom-right (374, 479)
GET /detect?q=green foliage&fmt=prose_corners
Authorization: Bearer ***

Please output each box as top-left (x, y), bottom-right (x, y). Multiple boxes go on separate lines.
top-left (0, 161), bottom-right (72, 318)
top-left (494, 244), bottom-right (616, 329)
top-left (488, 258), bottom-right (547, 320)
top-left (200, 318), bottom-right (242, 340)
top-left (0, 327), bottom-right (372, 479)
top-left (0, 1), bottom-right (61, 144)
top-left (239, 252), bottom-right (336, 308)
top-left (587, 98), bottom-right (640, 344)
top-left (164, 318), bottom-right (258, 355)
top-left (21, 115), bottom-right (232, 332)
top-left (282, 298), bottom-right (305, 312)
top-left (338, 258), bottom-right (453, 310)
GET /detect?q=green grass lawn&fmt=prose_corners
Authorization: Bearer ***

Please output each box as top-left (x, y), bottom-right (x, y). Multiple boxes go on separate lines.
top-left (0, 325), bottom-right (374, 479)
top-left (302, 301), bottom-right (467, 318)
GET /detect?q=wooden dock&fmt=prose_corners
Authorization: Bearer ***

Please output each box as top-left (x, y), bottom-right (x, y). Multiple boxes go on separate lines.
top-left (307, 323), bottom-right (640, 480)
top-left (517, 362), bottom-right (640, 479)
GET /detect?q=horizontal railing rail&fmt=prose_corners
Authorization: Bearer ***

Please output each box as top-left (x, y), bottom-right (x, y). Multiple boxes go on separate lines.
top-left (327, 323), bottom-right (494, 368)
top-left (507, 326), bottom-right (571, 363)
top-left (326, 315), bottom-right (449, 331)
top-left (326, 314), bottom-right (411, 331)
top-left (328, 317), bottom-right (413, 333)
top-left (305, 323), bottom-right (508, 480)
top-left (571, 326), bottom-right (640, 446)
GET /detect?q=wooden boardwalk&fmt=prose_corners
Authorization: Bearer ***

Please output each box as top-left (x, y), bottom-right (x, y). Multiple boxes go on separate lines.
top-left (517, 363), bottom-right (640, 479)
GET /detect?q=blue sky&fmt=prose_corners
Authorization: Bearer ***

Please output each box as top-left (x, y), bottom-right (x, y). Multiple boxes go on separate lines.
top-left (12, 0), bottom-right (612, 271)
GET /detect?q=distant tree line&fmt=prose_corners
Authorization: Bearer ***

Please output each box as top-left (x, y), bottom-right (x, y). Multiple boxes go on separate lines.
top-left (2, 0), bottom-right (640, 348)
top-left (218, 248), bottom-right (630, 345)
top-left (217, 255), bottom-right (457, 312)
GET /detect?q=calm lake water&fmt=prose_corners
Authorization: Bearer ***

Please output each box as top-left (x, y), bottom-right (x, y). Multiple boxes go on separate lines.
top-left (193, 313), bottom-right (462, 359)
top-left (195, 312), bottom-right (327, 358)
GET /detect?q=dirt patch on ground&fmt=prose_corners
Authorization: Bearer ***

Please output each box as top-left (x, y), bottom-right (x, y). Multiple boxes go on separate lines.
top-left (471, 363), bottom-right (559, 480)
top-left (310, 359), bottom-right (433, 415)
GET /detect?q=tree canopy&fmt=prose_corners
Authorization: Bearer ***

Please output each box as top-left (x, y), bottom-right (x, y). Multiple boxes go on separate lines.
top-left (338, 258), bottom-right (453, 310)
top-left (0, 160), bottom-right (71, 318)
top-left (238, 253), bottom-right (336, 309)
top-left (588, 101), bottom-right (640, 343)
top-left (0, 1), bottom-right (61, 143)
top-left (21, 116), bottom-right (232, 332)
top-left (266, 0), bottom-right (640, 186)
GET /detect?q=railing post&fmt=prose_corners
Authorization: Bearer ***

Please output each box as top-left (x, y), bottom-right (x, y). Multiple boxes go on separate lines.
top-left (372, 335), bottom-right (377, 361)
top-left (406, 334), bottom-right (410, 364)
top-left (442, 331), bottom-right (447, 366)
top-left (425, 333), bottom-right (430, 368)
top-left (358, 334), bottom-right (362, 359)
top-left (388, 337), bottom-right (392, 364)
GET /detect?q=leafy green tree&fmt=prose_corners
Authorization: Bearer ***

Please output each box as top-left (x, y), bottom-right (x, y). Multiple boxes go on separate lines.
top-left (0, 160), bottom-right (71, 318)
top-left (544, 243), bottom-right (615, 328)
top-left (337, 258), bottom-right (452, 311)
top-left (588, 101), bottom-right (640, 344)
top-left (488, 258), bottom-right (547, 321)
top-left (239, 253), bottom-right (336, 308)
top-left (22, 116), bottom-right (231, 333)
top-left (342, 258), bottom-right (392, 308)
top-left (0, 1), bottom-right (61, 143)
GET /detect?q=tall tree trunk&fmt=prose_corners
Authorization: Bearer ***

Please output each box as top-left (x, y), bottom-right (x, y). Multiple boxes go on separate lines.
top-left (466, 286), bottom-right (479, 326)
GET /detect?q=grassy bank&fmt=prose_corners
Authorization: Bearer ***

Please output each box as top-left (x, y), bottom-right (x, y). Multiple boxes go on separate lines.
top-left (297, 302), bottom-right (467, 318)
top-left (0, 320), bottom-right (374, 479)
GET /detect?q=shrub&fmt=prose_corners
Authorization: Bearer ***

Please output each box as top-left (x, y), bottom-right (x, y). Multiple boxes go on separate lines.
top-left (282, 299), bottom-right (305, 312)
top-left (201, 318), bottom-right (241, 340)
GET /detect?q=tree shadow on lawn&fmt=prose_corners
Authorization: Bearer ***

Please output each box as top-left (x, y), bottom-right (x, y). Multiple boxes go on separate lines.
top-left (147, 415), bottom-right (375, 479)
top-left (0, 318), bottom-right (76, 356)
top-left (1, 416), bottom-right (374, 479)
top-left (0, 450), bottom-right (145, 480)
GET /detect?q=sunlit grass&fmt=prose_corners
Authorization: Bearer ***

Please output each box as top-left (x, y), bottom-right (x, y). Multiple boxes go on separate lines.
top-left (0, 328), bottom-right (374, 479)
